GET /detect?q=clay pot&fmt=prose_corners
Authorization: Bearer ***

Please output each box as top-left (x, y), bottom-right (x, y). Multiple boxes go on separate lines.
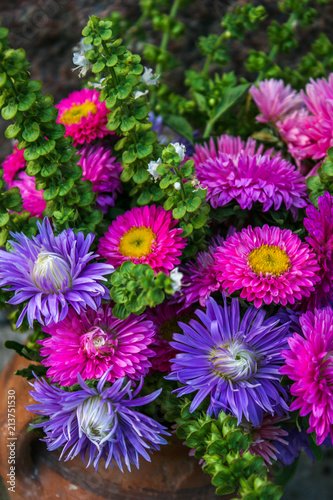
top-left (0, 355), bottom-right (219, 500)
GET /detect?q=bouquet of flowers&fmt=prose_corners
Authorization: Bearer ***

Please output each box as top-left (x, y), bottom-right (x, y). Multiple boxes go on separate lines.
top-left (1, 1), bottom-right (333, 498)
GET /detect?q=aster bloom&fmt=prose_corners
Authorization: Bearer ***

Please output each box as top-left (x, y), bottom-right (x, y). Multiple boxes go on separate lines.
top-left (241, 414), bottom-right (288, 466)
top-left (146, 302), bottom-right (194, 373)
top-left (147, 158), bottom-right (162, 180)
top-left (280, 307), bottom-right (333, 445)
top-left (39, 304), bottom-right (156, 386)
top-left (98, 205), bottom-right (186, 274)
top-left (167, 296), bottom-right (290, 426)
top-left (2, 143), bottom-right (26, 186)
top-left (214, 225), bottom-right (320, 308)
top-left (249, 79), bottom-right (304, 123)
top-left (12, 171), bottom-right (46, 218)
top-left (77, 143), bottom-right (122, 213)
top-left (276, 109), bottom-right (311, 167)
top-left (180, 235), bottom-right (226, 308)
top-left (56, 88), bottom-right (111, 146)
top-left (303, 192), bottom-right (333, 308)
top-left (0, 218), bottom-right (113, 327)
top-left (196, 152), bottom-right (307, 218)
top-left (27, 369), bottom-right (169, 471)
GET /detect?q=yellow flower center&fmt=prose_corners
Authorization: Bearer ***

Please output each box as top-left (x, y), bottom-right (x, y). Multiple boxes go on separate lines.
top-left (248, 244), bottom-right (290, 276)
top-left (119, 226), bottom-right (156, 258)
top-left (60, 101), bottom-right (97, 125)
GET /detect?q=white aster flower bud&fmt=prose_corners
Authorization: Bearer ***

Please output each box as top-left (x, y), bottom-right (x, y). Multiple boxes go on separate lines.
top-left (170, 142), bottom-right (186, 161)
top-left (174, 181), bottom-right (181, 190)
top-left (72, 38), bottom-right (93, 78)
top-left (141, 67), bottom-right (159, 86)
top-left (147, 158), bottom-right (162, 180)
top-left (170, 267), bottom-right (183, 293)
top-left (133, 90), bottom-right (149, 99)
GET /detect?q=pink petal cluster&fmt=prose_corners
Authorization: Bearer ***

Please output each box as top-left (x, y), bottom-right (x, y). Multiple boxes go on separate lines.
top-left (56, 88), bottom-right (111, 146)
top-left (38, 304), bottom-right (156, 386)
top-left (214, 225), bottom-right (320, 308)
top-left (196, 152), bottom-right (307, 219)
top-left (280, 307), bottom-right (333, 445)
top-left (250, 79), bottom-right (304, 123)
top-left (98, 205), bottom-right (186, 274)
top-left (2, 144), bottom-right (26, 186)
top-left (77, 143), bottom-right (122, 213)
top-left (12, 171), bottom-right (46, 218)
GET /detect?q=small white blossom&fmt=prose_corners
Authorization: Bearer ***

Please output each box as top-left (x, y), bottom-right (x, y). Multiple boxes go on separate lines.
top-left (147, 158), bottom-right (162, 180)
top-left (88, 77), bottom-right (106, 90)
top-left (174, 181), bottom-right (181, 190)
top-left (170, 267), bottom-right (183, 293)
top-left (133, 90), bottom-right (149, 99)
top-left (72, 38), bottom-right (93, 78)
top-left (141, 67), bottom-right (159, 86)
top-left (170, 142), bottom-right (186, 161)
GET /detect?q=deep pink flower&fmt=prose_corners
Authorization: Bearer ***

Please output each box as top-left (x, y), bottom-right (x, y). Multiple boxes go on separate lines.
top-left (250, 79), bottom-right (304, 123)
top-left (215, 225), bottom-right (320, 308)
top-left (280, 307), bottom-right (333, 445)
top-left (56, 88), bottom-right (111, 145)
top-left (242, 415), bottom-right (288, 466)
top-left (196, 152), bottom-right (307, 219)
top-left (2, 144), bottom-right (26, 186)
top-left (38, 304), bottom-right (156, 386)
top-left (12, 171), bottom-right (46, 218)
top-left (77, 143), bottom-right (122, 213)
top-left (277, 109), bottom-right (312, 168)
top-left (98, 205), bottom-right (186, 273)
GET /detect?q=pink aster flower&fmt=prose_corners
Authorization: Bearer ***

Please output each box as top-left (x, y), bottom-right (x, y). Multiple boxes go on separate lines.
top-left (250, 79), bottom-right (304, 123)
top-left (193, 134), bottom-right (269, 166)
top-left (12, 171), bottom-right (46, 218)
top-left (77, 143), bottom-right (122, 213)
top-left (277, 109), bottom-right (312, 168)
top-left (242, 415), bottom-right (288, 466)
top-left (196, 152), bottom-right (307, 219)
top-left (98, 205), bottom-right (186, 274)
top-left (2, 144), bottom-right (26, 186)
top-left (303, 192), bottom-right (333, 309)
top-left (56, 88), bottom-right (111, 145)
top-left (146, 302), bottom-right (194, 373)
top-left (280, 307), bottom-right (333, 445)
top-left (38, 304), bottom-right (156, 386)
top-left (214, 225), bottom-right (320, 308)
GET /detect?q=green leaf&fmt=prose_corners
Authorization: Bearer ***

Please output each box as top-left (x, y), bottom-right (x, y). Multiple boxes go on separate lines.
top-left (172, 204), bottom-right (186, 219)
top-left (24, 145), bottom-right (41, 163)
top-left (112, 303), bottom-right (130, 319)
top-left (43, 185), bottom-right (60, 200)
top-left (111, 286), bottom-right (128, 304)
top-left (26, 160), bottom-right (41, 176)
top-left (22, 122), bottom-right (40, 142)
top-left (136, 143), bottom-right (153, 159)
top-left (306, 175), bottom-right (323, 191)
top-left (0, 212), bottom-right (10, 227)
top-left (105, 54), bottom-right (118, 67)
top-left (92, 59), bottom-right (105, 73)
top-left (322, 161), bottom-right (333, 176)
top-left (4, 341), bottom-right (42, 362)
top-left (122, 148), bottom-right (137, 164)
top-left (0, 72), bottom-right (7, 87)
top-left (137, 189), bottom-right (152, 205)
top-left (120, 116), bottom-right (136, 132)
top-left (186, 196), bottom-right (201, 212)
top-left (18, 93), bottom-right (36, 111)
top-left (59, 178), bottom-right (75, 196)
top-left (117, 83), bottom-right (132, 100)
top-left (193, 92), bottom-right (207, 111)
top-left (133, 168), bottom-right (149, 184)
top-left (14, 364), bottom-right (47, 381)
top-left (213, 83), bottom-right (251, 123)
top-left (192, 212), bottom-right (207, 229)
top-left (1, 99), bottom-right (18, 120)
top-left (105, 94), bottom-right (117, 108)
top-left (40, 162), bottom-right (58, 177)
top-left (163, 115), bottom-right (194, 144)
top-left (5, 122), bottom-right (21, 139)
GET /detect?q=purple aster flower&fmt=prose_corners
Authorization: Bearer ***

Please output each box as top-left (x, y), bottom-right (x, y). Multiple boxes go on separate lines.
top-left (27, 369), bottom-right (169, 472)
top-left (196, 152), bottom-right (307, 219)
top-left (273, 427), bottom-right (312, 467)
top-left (0, 218), bottom-right (113, 327)
top-left (77, 143), bottom-right (122, 214)
top-left (166, 296), bottom-right (290, 426)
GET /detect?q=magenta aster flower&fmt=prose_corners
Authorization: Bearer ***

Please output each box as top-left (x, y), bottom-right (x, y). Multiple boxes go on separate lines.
top-left (146, 302), bottom-right (194, 373)
top-left (98, 205), bottom-right (186, 274)
top-left (77, 143), bottom-right (122, 213)
top-left (167, 296), bottom-right (290, 426)
top-left (193, 134), bottom-right (267, 167)
top-left (277, 109), bottom-right (312, 168)
top-left (196, 152), bottom-right (307, 218)
top-left (39, 304), bottom-right (156, 385)
top-left (242, 414), bottom-right (288, 466)
top-left (215, 225), bottom-right (320, 308)
top-left (27, 369), bottom-right (169, 471)
top-left (12, 171), bottom-right (46, 218)
top-left (250, 79), bottom-right (304, 123)
top-left (280, 307), bottom-right (333, 445)
top-left (0, 218), bottom-right (113, 327)
top-left (56, 88), bottom-right (111, 145)
top-left (2, 143), bottom-right (26, 186)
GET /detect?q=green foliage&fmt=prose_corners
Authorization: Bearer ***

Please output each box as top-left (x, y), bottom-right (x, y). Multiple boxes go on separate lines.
top-left (4, 340), bottom-right (42, 362)
top-left (176, 402), bottom-right (283, 499)
top-left (0, 28), bottom-right (100, 240)
top-left (110, 261), bottom-right (174, 318)
top-left (138, 372), bottom-right (181, 423)
top-left (306, 147), bottom-right (333, 206)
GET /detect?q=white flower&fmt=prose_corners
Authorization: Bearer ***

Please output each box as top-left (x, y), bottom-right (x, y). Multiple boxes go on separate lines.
top-left (170, 267), bottom-right (183, 293)
top-left (133, 90), bottom-right (149, 99)
top-left (174, 181), bottom-right (181, 190)
top-left (88, 77), bottom-right (106, 90)
top-left (141, 67), bottom-right (159, 86)
top-left (147, 158), bottom-right (162, 180)
top-left (72, 38), bottom-right (93, 78)
top-left (170, 142), bottom-right (186, 161)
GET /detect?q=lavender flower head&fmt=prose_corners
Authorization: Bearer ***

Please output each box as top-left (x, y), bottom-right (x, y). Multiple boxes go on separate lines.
top-left (27, 369), bottom-right (169, 471)
top-left (167, 296), bottom-right (290, 426)
top-left (0, 218), bottom-right (113, 327)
